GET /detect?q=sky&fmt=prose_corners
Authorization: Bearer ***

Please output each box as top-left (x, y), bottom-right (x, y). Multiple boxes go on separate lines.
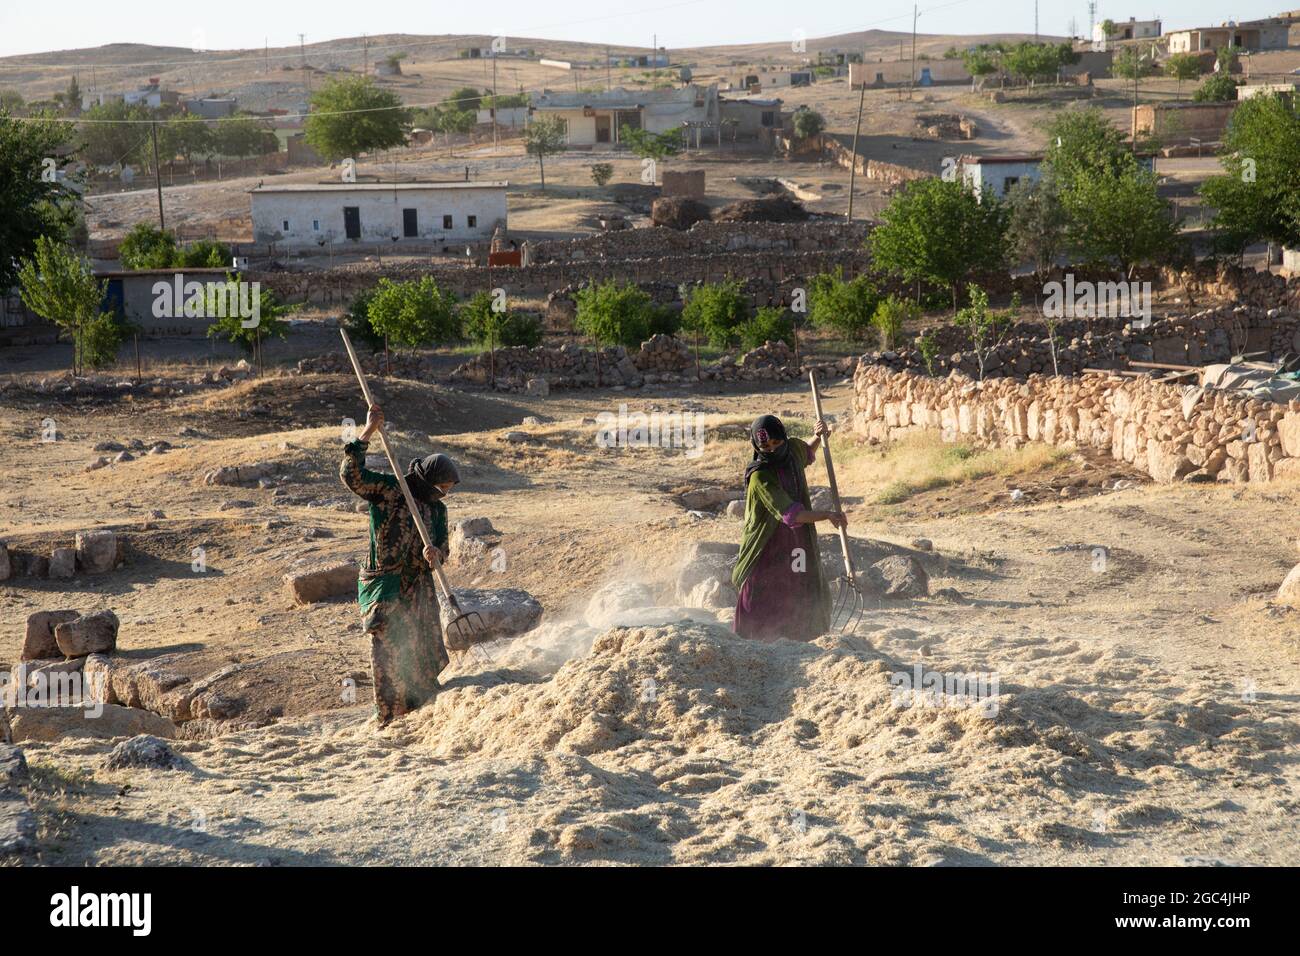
top-left (0, 0), bottom-right (1288, 58)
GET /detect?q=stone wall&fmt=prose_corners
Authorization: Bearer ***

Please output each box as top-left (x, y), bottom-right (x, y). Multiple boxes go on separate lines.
top-left (852, 363), bottom-right (1300, 485)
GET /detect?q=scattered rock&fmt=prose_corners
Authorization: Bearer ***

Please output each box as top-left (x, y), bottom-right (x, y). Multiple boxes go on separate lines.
top-left (869, 555), bottom-right (930, 598)
top-left (809, 486), bottom-right (834, 510)
top-left (93, 440), bottom-right (124, 452)
top-left (54, 610), bottom-right (120, 657)
top-left (22, 610), bottom-right (81, 660)
top-left (910, 538), bottom-right (933, 552)
top-left (678, 486), bottom-right (736, 511)
top-left (6, 703), bottom-right (178, 743)
top-left (442, 587), bottom-right (542, 648)
top-left (450, 517), bottom-right (501, 567)
top-left (502, 431), bottom-right (530, 443)
top-left (48, 547), bottom-right (76, 580)
top-left (205, 462), bottom-right (275, 486)
top-left (726, 499), bottom-right (745, 519)
top-left (104, 735), bottom-right (187, 771)
top-left (85, 457), bottom-right (109, 472)
top-left (675, 541), bottom-right (740, 609)
top-left (113, 450), bottom-right (134, 464)
top-left (524, 378), bottom-right (549, 398)
top-left (75, 530), bottom-right (118, 573)
top-left (1276, 563), bottom-right (1300, 607)
top-left (283, 561), bottom-right (358, 603)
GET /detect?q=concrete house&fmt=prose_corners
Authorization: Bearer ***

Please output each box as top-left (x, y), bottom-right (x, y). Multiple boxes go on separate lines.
top-left (529, 85), bottom-right (719, 146)
top-left (958, 155), bottom-right (1044, 201)
top-left (249, 182), bottom-right (507, 249)
top-left (719, 96), bottom-right (785, 138)
top-left (1167, 19), bottom-right (1292, 53)
top-left (1092, 17), bottom-right (1162, 51)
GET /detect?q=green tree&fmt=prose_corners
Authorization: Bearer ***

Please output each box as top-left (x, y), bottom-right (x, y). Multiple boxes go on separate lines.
top-left (434, 108), bottom-right (475, 156)
top-left (343, 287), bottom-right (383, 350)
top-left (206, 280), bottom-right (293, 357)
top-left (590, 162), bottom-right (614, 187)
top-left (792, 108), bottom-right (825, 141)
top-left (159, 113), bottom-right (214, 164)
top-left (808, 268), bottom-right (880, 342)
top-left (1112, 46), bottom-right (1153, 81)
top-left (1199, 93), bottom-right (1300, 255)
top-left (1164, 53), bottom-right (1201, 100)
top-left (0, 110), bottom-right (80, 290)
top-left (574, 280), bottom-right (652, 348)
top-left (1194, 72), bottom-right (1239, 103)
top-left (1005, 175), bottom-right (1068, 279)
top-left (444, 87), bottom-right (484, 113)
top-left (176, 238), bottom-right (231, 268)
top-left (738, 306), bottom-right (793, 350)
top-left (66, 75), bottom-right (81, 112)
top-left (461, 290), bottom-right (543, 348)
top-left (1062, 166), bottom-right (1179, 276)
top-left (681, 279), bottom-right (752, 347)
top-left (213, 115), bottom-right (278, 160)
top-left (1003, 42), bottom-right (1064, 86)
top-left (79, 100), bottom-right (152, 166)
top-left (366, 276), bottom-right (459, 350)
top-left (304, 76), bottom-right (408, 161)
top-left (118, 223), bottom-right (178, 269)
top-left (955, 285), bottom-right (1019, 381)
top-left (961, 46), bottom-right (1001, 89)
top-left (868, 177), bottom-right (1009, 311)
top-left (524, 115), bottom-right (567, 190)
top-left (871, 295), bottom-right (919, 351)
top-left (17, 236), bottom-right (118, 374)
top-left (1042, 108), bottom-right (1135, 189)
top-left (0, 90), bottom-right (24, 112)
top-left (620, 125), bottom-right (682, 164)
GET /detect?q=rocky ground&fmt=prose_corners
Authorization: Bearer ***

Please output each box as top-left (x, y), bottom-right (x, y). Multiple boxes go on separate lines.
top-left (1, 363), bottom-right (1299, 866)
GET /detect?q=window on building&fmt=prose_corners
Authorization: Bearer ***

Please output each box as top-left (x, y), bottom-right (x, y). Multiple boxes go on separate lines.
top-left (1003, 176), bottom-right (1019, 193)
top-left (761, 111), bottom-right (775, 127)
top-left (467, 215), bottom-right (477, 228)
top-left (282, 220), bottom-right (290, 232)
top-left (402, 208), bottom-right (418, 237)
top-left (443, 214), bottom-right (453, 230)
top-left (312, 220), bottom-right (320, 231)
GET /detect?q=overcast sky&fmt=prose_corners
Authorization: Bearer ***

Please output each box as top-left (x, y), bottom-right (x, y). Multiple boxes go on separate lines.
top-left (0, 0), bottom-right (1286, 58)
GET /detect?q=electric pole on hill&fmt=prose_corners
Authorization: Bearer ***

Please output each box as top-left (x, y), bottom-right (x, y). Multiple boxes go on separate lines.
top-left (847, 77), bottom-right (866, 221)
top-left (491, 50), bottom-right (498, 152)
top-left (908, 5), bottom-right (918, 99)
top-left (299, 34), bottom-right (309, 95)
top-left (150, 121), bottom-right (165, 230)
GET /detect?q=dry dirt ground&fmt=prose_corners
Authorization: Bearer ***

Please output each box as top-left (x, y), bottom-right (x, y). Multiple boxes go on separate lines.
top-left (3, 363), bottom-right (1299, 866)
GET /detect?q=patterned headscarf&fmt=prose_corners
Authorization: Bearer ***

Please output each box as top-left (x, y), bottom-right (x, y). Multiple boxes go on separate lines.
top-left (744, 414), bottom-right (791, 484)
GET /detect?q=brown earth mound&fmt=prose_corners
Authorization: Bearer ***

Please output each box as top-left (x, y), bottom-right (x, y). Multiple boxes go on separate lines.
top-left (710, 195), bottom-right (809, 223)
top-left (651, 197), bottom-right (711, 230)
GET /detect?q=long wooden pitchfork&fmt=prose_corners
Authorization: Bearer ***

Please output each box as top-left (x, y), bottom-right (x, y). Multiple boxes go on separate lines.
top-left (809, 371), bottom-right (863, 634)
top-left (340, 329), bottom-right (488, 656)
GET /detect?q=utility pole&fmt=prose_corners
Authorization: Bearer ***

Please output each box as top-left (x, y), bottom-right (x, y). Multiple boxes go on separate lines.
top-left (1035, 1), bottom-right (1039, 42)
top-left (150, 121), bottom-right (165, 230)
top-left (909, 5), bottom-right (918, 100)
top-left (491, 51), bottom-right (498, 152)
top-left (363, 34), bottom-right (369, 75)
top-left (606, 46), bottom-right (611, 90)
top-left (846, 79), bottom-right (866, 220)
top-left (299, 34), bottom-right (309, 95)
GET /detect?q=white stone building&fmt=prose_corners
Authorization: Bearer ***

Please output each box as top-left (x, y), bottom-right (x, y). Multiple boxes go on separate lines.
top-left (248, 182), bottom-right (508, 249)
top-left (958, 154), bottom-right (1043, 201)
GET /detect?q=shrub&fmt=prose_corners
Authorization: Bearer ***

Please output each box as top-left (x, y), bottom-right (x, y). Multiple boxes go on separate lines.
top-left (808, 269), bottom-right (879, 342)
top-left (175, 238), bottom-right (231, 268)
top-left (461, 290), bottom-right (543, 348)
top-left (739, 306), bottom-right (794, 350)
top-left (590, 162), bottom-right (614, 187)
top-left (343, 287), bottom-right (383, 350)
top-left (366, 276), bottom-right (459, 349)
top-left (871, 295), bottom-right (919, 350)
top-left (118, 224), bottom-right (178, 270)
top-left (646, 303), bottom-right (682, 337)
top-left (574, 280), bottom-right (652, 347)
top-left (681, 278), bottom-right (751, 347)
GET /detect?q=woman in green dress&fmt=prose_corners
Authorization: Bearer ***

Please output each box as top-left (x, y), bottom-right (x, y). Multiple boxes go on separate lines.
top-left (732, 414), bottom-right (845, 642)
top-left (340, 403), bottom-right (457, 726)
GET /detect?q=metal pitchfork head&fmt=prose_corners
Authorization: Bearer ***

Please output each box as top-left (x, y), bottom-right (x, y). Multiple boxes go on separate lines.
top-left (829, 573), bottom-right (865, 634)
top-left (443, 595), bottom-right (493, 662)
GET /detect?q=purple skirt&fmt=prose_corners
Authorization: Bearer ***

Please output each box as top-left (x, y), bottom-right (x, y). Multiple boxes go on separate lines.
top-left (733, 519), bottom-right (821, 643)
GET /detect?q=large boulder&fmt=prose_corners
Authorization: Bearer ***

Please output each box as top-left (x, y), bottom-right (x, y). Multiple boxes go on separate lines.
top-left (869, 555), bottom-right (929, 598)
top-left (6, 704), bottom-right (178, 743)
top-left (675, 541), bottom-right (740, 609)
top-left (54, 610), bottom-right (119, 657)
top-left (1276, 563), bottom-right (1300, 607)
top-left (283, 561), bottom-right (358, 603)
top-left (678, 487), bottom-right (737, 511)
top-left (48, 548), bottom-right (76, 580)
top-left (104, 735), bottom-right (187, 771)
top-left (441, 587), bottom-right (542, 648)
top-left (651, 196), bottom-right (710, 230)
top-left (204, 462), bottom-right (275, 486)
top-left (22, 610), bottom-right (81, 660)
top-left (449, 517), bottom-right (501, 567)
top-left (82, 654), bottom-right (195, 722)
top-left (75, 530), bottom-right (119, 574)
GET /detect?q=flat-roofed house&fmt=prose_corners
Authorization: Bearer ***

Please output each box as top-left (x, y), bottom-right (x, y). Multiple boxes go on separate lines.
top-left (529, 85), bottom-right (719, 146)
top-left (1168, 19), bottom-right (1291, 53)
top-left (248, 181), bottom-right (507, 249)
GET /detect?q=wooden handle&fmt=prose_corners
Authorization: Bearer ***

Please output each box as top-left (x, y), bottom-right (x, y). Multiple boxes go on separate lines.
top-left (809, 371), bottom-right (856, 579)
top-left (340, 329), bottom-right (458, 604)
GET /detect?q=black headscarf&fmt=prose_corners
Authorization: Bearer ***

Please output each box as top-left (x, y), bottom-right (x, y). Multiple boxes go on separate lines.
top-left (405, 453), bottom-right (460, 503)
top-left (744, 414), bottom-right (791, 483)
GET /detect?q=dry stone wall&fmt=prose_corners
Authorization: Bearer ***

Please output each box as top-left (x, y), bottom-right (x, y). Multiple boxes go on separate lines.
top-left (852, 363), bottom-right (1300, 485)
